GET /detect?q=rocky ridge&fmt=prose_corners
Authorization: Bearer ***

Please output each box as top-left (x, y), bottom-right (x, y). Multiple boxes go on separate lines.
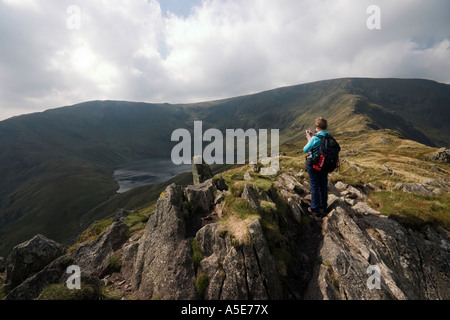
top-left (0, 163), bottom-right (449, 300)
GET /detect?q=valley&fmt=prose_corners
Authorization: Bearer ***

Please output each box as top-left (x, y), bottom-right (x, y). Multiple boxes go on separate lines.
top-left (113, 158), bottom-right (192, 193)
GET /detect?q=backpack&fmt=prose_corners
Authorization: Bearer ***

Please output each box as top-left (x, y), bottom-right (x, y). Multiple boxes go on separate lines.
top-left (311, 134), bottom-right (341, 173)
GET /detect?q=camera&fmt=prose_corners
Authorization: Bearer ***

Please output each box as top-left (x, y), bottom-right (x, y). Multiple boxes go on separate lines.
top-left (306, 129), bottom-right (313, 136)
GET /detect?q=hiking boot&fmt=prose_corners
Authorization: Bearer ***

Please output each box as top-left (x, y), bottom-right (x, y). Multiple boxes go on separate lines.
top-left (307, 207), bottom-right (322, 218)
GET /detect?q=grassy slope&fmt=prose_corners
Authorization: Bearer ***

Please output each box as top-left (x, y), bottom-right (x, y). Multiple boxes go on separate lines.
top-left (331, 130), bottom-right (450, 229)
top-left (215, 129), bottom-right (450, 231)
top-left (349, 78), bottom-right (450, 147)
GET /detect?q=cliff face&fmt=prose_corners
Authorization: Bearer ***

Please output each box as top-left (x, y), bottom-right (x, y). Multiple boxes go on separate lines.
top-left (1, 166), bottom-right (449, 300)
top-left (306, 196), bottom-right (450, 299)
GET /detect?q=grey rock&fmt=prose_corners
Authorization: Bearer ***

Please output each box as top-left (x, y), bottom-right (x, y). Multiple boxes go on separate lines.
top-left (285, 193), bottom-right (303, 224)
top-left (241, 184), bottom-right (261, 213)
top-left (426, 148), bottom-right (450, 163)
top-left (275, 173), bottom-right (307, 194)
top-left (244, 172), bottom-right (253, 181)
top-left (196, 219), bottom-right (283, 300)
top-left (381, 164), bottom-right (395, 175)
top-left (246, 219), bottom-right (283, 299)
top-left (72, 217), bottom-right (129, 278)
top-left (5, 234), bottom-right (64, 290)
top-left (114, 208), bottom-right (131, 221)
top-left (124, 184), bottom-right (197, 300)
top-left (193, 156), bottom-right (213, 185)
top-left (422, 178), bottom-right (450, 192)
top-left (352, 201), bottom-right (381, 215)
top-left (335, 181), bottom-right (348, 191)
top-left (305, 201), bottom-right (450, 300)
top-left (185, 179), bottom-right (215, 216)
top-left (345, 186), bottom-right (367, 200)
top-left (327, 181), bottom-right (341, 196)
top-left (5, 255), bottom-right (73, 300)
top-left (394, 183), bottom-right (435, 196)
top-left (212, 175), bottom-right (228, 191)
top-left (350, 162), bottom-right (365, 173)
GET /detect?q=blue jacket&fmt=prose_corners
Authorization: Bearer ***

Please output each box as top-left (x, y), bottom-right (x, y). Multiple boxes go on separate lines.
top-left (303, 131), bottom-right (328, 158)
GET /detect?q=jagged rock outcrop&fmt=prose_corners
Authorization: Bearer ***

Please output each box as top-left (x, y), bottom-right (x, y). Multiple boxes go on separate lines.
top-left (5, 255), bottom-right (73, 300)
top-left (192, 156), bottom-right (213, 185)
top-left (305, 198), bottom-right (450, 300)
top-left (185, 180), bottom-right (216, 236)
top-left (394, 179), bottom-right (450, 196)
top-left (241, 184), bottom-right (263, 213)
top-left (122, 184), bottom-right (198, 300)
top-left (196, 218), bottom-right (283, 300)
top-left (121, 178), bottom-right (284, 300)
top-left (5, 234), bottom-right (64, 291)
top-left (72, 210), bottom-right (130, 278)
top-left (2, 210), bottom-right (130, 300)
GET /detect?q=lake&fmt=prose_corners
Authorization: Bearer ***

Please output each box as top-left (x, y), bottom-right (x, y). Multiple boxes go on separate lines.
top-left (113, 158), bottom-right (192, 193)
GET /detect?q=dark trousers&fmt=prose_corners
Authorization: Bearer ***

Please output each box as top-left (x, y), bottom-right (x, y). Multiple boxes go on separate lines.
top-left (306, 163), bottom-right (328, 214)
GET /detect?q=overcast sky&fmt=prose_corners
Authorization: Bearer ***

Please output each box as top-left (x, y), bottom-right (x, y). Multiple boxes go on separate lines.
top-left (0, 0), bottom-right (449, 120)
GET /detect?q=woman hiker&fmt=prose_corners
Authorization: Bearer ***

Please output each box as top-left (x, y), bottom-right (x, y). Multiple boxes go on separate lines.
top-left (303, 117), bottom-right (329, 218)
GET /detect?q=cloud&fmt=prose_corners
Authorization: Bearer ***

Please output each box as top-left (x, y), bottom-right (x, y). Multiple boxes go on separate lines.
top-left (2, 0), bottom-right (40, 11)
top-left (0, 0), bottom-right (449, 120)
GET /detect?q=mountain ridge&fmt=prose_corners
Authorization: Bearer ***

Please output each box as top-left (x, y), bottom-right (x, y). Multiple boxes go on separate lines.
top-left (0, 77), bottom-right (449, 256)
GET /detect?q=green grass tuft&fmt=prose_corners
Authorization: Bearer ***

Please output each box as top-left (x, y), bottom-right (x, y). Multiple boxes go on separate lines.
top-left (37, 280), bottom-right (121, 300)
top-left (195, 273), bottom-right (209, 299)
top-left (68, 218), bottom-right (114, 254)
top-left (123, 209), bottom-right (151, 233)
top-left (190, 238), bottom-right (204, 270)
top-left (108, 253), bottom-right (122, 273)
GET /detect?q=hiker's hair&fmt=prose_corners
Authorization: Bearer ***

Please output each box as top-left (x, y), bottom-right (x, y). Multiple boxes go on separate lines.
top-left (315, 117), bottom-right (328, 130)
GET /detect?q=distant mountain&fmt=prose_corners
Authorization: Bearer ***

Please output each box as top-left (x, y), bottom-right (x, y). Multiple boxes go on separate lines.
top-left (0, 78), bottom-right (449, 256)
